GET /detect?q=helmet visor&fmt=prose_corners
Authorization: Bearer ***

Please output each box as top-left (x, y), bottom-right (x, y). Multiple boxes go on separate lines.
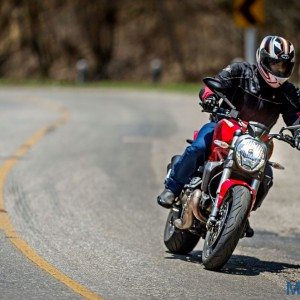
top-left (262, 57), bottom-right (294, 78)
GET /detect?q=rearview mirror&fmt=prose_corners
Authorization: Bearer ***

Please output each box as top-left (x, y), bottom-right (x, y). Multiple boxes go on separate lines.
top-left (203, 77), bottom-right (224, 92)
top-left (279, 124), bottom-right (300, 135)
top-left (283, 124), bottom-right (300, 131)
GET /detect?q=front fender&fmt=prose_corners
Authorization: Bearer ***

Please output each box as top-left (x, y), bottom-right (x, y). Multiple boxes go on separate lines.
top-left (216, 179), bottom-right (257, 209)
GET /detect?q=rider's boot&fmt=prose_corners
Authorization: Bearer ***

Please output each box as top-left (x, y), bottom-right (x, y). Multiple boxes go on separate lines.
top-left (157, 189), bottom-right (175, 208)
top-left (243, 219), bottom-right (254, 238)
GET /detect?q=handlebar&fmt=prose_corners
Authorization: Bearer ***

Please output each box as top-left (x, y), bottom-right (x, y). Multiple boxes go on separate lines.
top-left (201, 77), bottom-right (300, 150)
top-left (269, 133), bottom-right (296, 148)
top-left (269, 125), bottom-right (300, 148)
top-left (199, 101), bottom-right (239, 120)
top-left (199, 102), bottom-right (298, 149)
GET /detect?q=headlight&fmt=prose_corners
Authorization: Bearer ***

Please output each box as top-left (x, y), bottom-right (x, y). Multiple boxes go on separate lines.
top-left (235, 138), bottom-right (267, 173)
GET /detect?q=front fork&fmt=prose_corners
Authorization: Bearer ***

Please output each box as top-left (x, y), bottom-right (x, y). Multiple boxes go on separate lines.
top-left (207, 167), bottom-right (232, 228)
top-left (206, 132), bottom-right (261, 229)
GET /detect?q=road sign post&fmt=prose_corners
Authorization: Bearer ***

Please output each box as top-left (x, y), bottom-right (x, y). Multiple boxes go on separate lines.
top-left (234, 0), bottom-right (264, 64)
top-left (244, 28), bottom-right (257, 64)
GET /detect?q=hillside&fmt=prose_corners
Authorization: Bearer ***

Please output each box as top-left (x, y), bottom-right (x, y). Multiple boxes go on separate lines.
top-left (0, 0), bottom-right (299, 82)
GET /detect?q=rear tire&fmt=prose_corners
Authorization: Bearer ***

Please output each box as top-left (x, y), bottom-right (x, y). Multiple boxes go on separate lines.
top-left (164, 207), bottom-right (200, 254)
top-left (164, 155), bottom-right (199, 254)
top-left (202, 185), bottom-right (251, 270)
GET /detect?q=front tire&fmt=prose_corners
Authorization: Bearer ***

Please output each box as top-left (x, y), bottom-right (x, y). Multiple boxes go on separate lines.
top-left (202, 185), bottom-right (251, 270)
top-left (164, 206), bottom-right (200, 254)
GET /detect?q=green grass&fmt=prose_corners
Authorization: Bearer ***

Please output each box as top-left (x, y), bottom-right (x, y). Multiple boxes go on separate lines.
top-left (0, 78), bottom-right (201, 94)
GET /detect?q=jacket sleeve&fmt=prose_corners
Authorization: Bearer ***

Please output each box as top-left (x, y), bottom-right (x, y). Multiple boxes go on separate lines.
top-left (215, 63), bottom-right (241, 90)
top-left (199, 86), bottom-right (214, 102)
top-left (281, 83), bottom-right (300, 126)
top-left (199, 62), bottom-right (243, 102)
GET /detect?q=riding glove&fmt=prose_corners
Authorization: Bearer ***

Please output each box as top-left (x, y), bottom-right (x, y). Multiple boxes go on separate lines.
top-left (202, 95), bottom-right (218, 111)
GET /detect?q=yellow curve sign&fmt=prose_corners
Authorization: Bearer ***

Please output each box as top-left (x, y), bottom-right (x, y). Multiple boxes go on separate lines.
top-left (234, 0), bottom-right (265, 27)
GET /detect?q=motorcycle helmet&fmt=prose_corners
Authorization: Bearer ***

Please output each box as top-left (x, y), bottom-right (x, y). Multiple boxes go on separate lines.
top-left (256, 36), bottom-right (295, 88)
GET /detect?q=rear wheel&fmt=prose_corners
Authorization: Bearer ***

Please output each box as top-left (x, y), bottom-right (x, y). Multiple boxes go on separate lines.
top-left (164, 154), bottom-right (199, 254)
top-left (164, 206), bottom-right (200, 254)
top-left (202, 185), bottom-right (251, 270)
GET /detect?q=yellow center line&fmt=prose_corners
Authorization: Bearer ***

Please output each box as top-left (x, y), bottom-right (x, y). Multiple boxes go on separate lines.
top-left (0, 98), bottom-right (102, 300)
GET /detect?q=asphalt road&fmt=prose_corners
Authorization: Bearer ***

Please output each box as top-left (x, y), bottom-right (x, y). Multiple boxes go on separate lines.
top-left (0, 87), bottom-right (299, 299)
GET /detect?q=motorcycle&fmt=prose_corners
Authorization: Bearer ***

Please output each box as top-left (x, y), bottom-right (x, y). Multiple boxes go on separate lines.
top-left (163, 77), bottom-right (300, 270)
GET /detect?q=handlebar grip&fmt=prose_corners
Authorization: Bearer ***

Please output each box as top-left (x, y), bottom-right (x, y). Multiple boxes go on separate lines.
top-left (281, 135), bottom-right (296, 148)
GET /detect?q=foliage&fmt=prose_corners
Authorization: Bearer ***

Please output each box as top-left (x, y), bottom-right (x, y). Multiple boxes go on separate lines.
top-left (0, 1), bottom-right (299, 83)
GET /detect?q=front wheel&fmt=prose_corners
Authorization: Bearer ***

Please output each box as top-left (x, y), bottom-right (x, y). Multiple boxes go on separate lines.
top-left (164, 206), bottom-right (200, 254)
top-left (202, 185), bottom-right (251, 270)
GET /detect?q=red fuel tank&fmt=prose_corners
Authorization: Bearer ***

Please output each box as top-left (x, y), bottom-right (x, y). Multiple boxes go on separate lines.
top-left (209, 119), bottom-right (247, 161)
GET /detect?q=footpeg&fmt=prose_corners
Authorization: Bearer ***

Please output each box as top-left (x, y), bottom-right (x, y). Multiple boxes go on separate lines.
top-left (240, 219), bottom-right (254, 238)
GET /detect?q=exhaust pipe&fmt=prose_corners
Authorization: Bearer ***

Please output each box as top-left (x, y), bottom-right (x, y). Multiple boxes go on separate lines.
top-left (173, 199), bottom-right (193, 229)
top-left (174, 189), bottom-right (207, 229)
top-left (191, 189), bottom-right (207, 224)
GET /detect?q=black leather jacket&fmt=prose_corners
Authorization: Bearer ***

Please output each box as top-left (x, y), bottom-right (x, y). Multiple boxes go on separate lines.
top-left (207, 62), bottom-right (300, 128)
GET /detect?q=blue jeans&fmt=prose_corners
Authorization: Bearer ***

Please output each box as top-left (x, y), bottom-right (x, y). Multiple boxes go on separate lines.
top-left (166, 122), bottom-right (216, 196)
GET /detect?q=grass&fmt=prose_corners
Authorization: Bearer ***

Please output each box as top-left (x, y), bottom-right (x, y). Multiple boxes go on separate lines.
top-left (0, 78), bottom-right (201, 94)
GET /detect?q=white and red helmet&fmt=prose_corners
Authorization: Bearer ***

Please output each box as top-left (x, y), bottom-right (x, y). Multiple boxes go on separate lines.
top-left (256, 36), bottom-right (295, 88)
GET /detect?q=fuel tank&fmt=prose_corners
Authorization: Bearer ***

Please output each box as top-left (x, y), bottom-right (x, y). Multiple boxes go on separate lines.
top-left (209, 119), bottom-right (247, 161)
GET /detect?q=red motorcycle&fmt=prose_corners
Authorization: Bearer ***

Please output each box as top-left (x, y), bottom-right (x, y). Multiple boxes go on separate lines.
top-left (163, 78), bottom-right (300, 270)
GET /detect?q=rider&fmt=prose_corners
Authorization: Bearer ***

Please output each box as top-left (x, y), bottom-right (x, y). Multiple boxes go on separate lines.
top-left (157, 35), bottom-right (300, 234)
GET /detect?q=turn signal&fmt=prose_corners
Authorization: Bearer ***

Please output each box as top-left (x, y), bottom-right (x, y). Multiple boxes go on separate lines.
top-left (268, 161), bottom-right (285, 170)
top-left (214, 140), bottom-right (230, 149)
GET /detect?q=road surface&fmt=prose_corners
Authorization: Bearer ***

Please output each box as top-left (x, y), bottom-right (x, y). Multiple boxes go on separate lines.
top-left (0, 87), bottom-right (299, 299)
